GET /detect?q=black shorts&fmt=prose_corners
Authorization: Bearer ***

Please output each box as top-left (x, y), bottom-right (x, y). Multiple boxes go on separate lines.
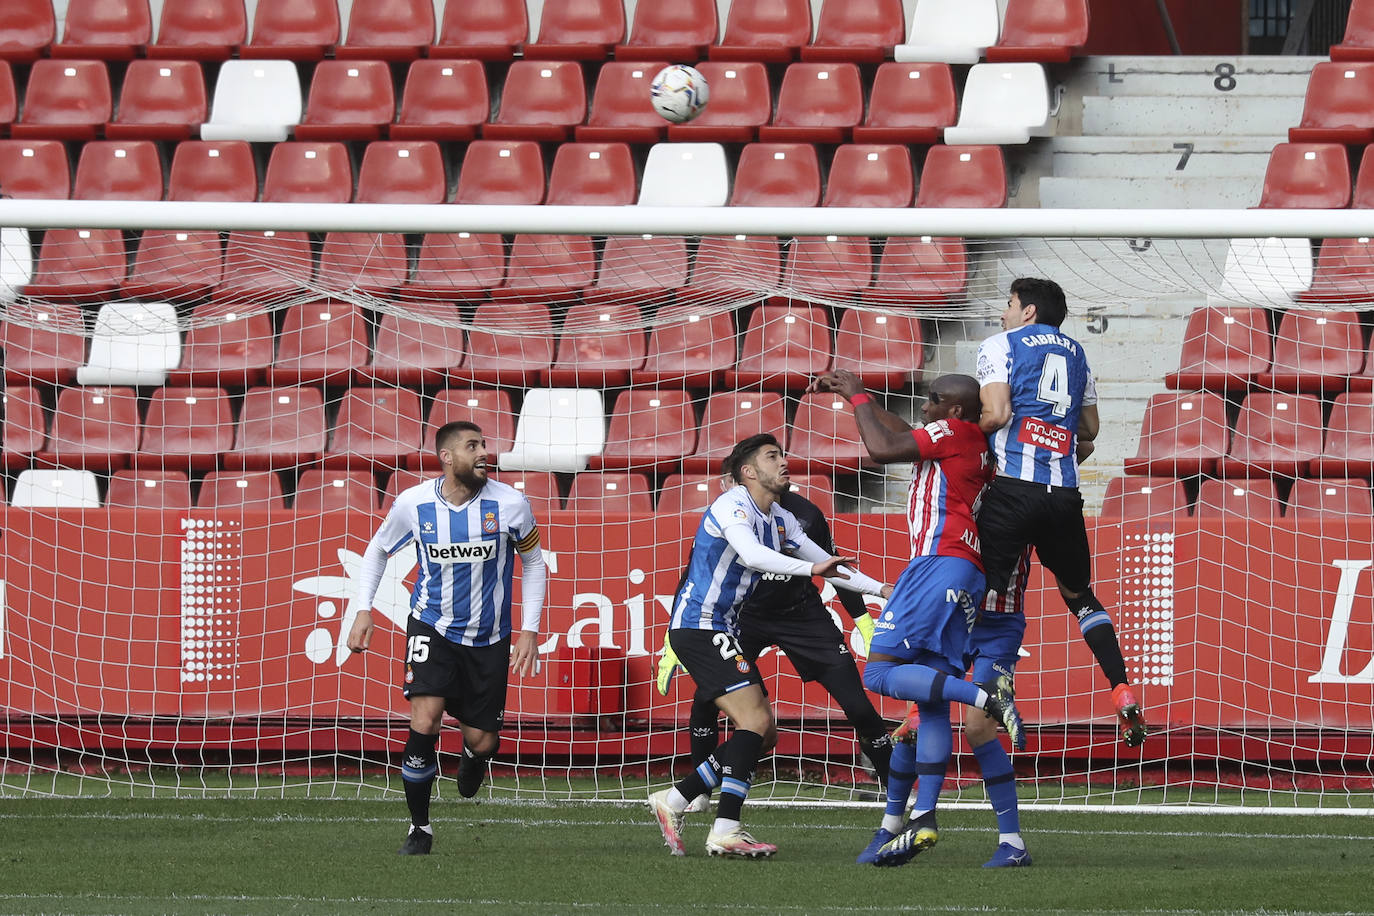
top-left (402, 616), bottom-right (510, 733)
top-left (737, 603), bottom-right (856, 683)
top-left (669, 627), bottom-right (766, 701)
top-left (978, 475), bottom-right (1093, 598)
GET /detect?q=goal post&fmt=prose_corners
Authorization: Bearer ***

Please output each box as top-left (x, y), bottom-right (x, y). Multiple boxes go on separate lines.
top-left (0, 199), bottom-right (1371, 813)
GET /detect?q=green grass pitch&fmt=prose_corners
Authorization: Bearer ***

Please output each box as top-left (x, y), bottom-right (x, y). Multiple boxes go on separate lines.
top-left (1, 792), bottom-right (1372, 915)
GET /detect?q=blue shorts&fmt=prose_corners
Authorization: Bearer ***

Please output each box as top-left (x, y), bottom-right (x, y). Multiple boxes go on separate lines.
top-left (965, 609), bottom-right (1027, 686)
top-left (870, 555), bottom-right (985, 673)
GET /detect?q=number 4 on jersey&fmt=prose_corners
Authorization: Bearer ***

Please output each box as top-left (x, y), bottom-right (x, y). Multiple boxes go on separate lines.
top-left (1037, 353), bottom-right (1072, 418)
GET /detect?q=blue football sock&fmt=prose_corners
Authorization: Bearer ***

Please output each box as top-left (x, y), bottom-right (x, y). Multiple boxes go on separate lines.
top-left (972, 736), bottom-right (1021, 835)
top-left (913, 702), bottom-right (952, 814)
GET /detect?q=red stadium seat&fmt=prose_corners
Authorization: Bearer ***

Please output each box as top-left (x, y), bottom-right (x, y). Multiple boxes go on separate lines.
top-left (783, 475), bottom-right (835, 517)
top-left (631, 308), bottom-right (736, 388)
top-left (106, 60), bottom-right (208, 141)
top-left (1, 385), bottom-right (46, 469)
top-left (592, 389), bottom-right (696, 472)
top-left (455, 139), bottom-right (545, 203)
top-left (52, 0), bottom-right (152, 60)
top-left (483, 60), bottom-right (586, 142)
top-left (1286, 477), bottom-right (1374, 518)
top-left (545, 302), bottom-right (647, 387)
top-left (167, 306), bottom-right (274, 387)
top-left (781, 236), bottom-right (873, 304)
top-left (1099, 476), bottom-right (1189, 521)
top-left (135, 386), bottom-right (233, 471)
top-left (494, 234), bottom-right (596, 305)
top-left (335, 0), bottom-right (435, 60)
top-left (711, 0), bottom-right (811, 62)
top-left (1290, 62), bottom-right (1374, 145)
top-left (357, 140), bottom-right (446, 203)
top-left (732, 143), bottom-right (820, 207)
top-left (584, 235), bottom-right (689, 308)
top-left (317, 232), bottom-right (408, 297)
top-left (433, 0), bottom-right (527, 59)
top-left (656, 473), bottom-right (724, 515)
top-left (825, 145), bottom-right (915, 208)
top-left (240, 0), bottom-right (339, 60)
top-left (413, 387), bottom-right (516, 470)
top-left (391, 59), bottom-right (488, 141)
top-left (868, 237), bottom-right (968, 305)
top-left (1255, 309), bottom-right (1364, 393)
top-left (759, 63), bottom-right (862, 144)
top-left (676, 235), bottom-right (783, 307)
top-left (0, 62), bottom-right (12, 133)
top-left (40, 386), bottom-right (140, 470)
top-left (295, 469), bottom-right (379, 513)
top-left (852, 63), bottom-right (957, 145)
top-left (359, 302), bottom-right (466, 387)
top-left (917, 145), bottom-right (1008, 207)
top-left (168, 140), bottom-right (258, 201)
top-left (1333, 0), bottom-right (1374, 59)
top-left (123, 229), bottom-right (220, 301)
top-left (804, 0), bottom-right (905, 62)
top-left (1256, 143), bottom-right (1352, 208)
top-left (727, 304), bottom-right (833, 391)
top-left (0, 0), bottom-right (56, 63)
top-left (217, 230), bottom-right (315, 303)
top-left (616, 0), bottom-right (717, 60)
top-left (25, 228), bottom-right (126, 301)
top-left (0, 140), bottom-right (70, 198)
top-left (1194, 478), bottom-right (1280, 518)
top-left (566, 471), bottom-right (653, 513)
top-left (1124, 390), bottom-right (1230, 477)
top-left (1301, 237), bottom-right (1374, 304)
top-left (576, 61), bottom-right (669, 143)
top-left (665, 62), bottom-right (770, 143)
top-left (1164, 306), bottom-right (1272, 392)
top-left (0, 302), bottom-right (86, 384)
top-left (106, 469), bottom-right (193, 510)
top-left (270, 301), bottom-right (370, 386)
top-left (147, 0), bottom-right (247, 60)
top-left (1312, 391), bottom-right (1374, 477)
top-left (295, 60), bottom-right (396, 141)
top-left (73, 141), bottom-right (163, 200)
top-left (461, 301), bottom-right (556, 386)
top-left (229, 386), bottom-right (327, 469)
top-left (325, 386), bottom-right (424, 469)
top-left (1217, 392), bottom-right (1323, 479)
top-left (524, 0), bottom-right (626, 60)
top-left (832, 309), bottom-right (924, 390)
top-left (263, 141), bottom-right (354, 203)
top-left (490, 470), bottom-right (562, 515)
top-left (382, 468), bottom-right (428, 509)
top-left (684, 391), bottom-right (787, 473)
top-left (985, 0), bottom-right (1089, 63)
top-left (787, 391), bottom-right (873, 474)
top-left (197, 470), bottom-right (286, 510)
top-left (546, 142), bottom-right (638, 205)
top-left (12, 60), bottom-right (112, 141)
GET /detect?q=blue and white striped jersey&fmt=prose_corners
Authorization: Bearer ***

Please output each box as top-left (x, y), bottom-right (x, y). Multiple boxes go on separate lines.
top-left (370, 477), bottom-right (540, 647)
top-left (670, 485), bottom-right (806, 634)
top-left (976, 323), bottom-right (1097, 488)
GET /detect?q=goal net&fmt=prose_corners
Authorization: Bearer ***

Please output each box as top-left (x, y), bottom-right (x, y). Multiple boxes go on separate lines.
top-left (1, 199), bottom-right (1371, 813)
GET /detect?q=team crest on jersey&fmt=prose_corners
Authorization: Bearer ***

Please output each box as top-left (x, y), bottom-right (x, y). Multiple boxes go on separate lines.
top-left (482, 510), bottom-right (498, 534)
top-left (775, 521), bottom-right (786, 541)
top-left (404, 665), bottom-right (414, 684)
top-left (735, 655), bottom-right (750, 674)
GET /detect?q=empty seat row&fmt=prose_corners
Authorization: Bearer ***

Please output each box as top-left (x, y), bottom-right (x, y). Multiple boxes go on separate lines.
top-left (0, 381), bottom-right (878, 475)
top-left (1126, 389), bottom-right (1374, 479)
top-left (0, 56), bottom-right (1049, 147)
top-left (0, 0), bottom-right (1088, 65)
top-left (2, 297), bottom-right (927, 391)
top-left (1103, 475), bottom-right (1374, 520)
top-left (1167, 306), bottom-right (1374, 394)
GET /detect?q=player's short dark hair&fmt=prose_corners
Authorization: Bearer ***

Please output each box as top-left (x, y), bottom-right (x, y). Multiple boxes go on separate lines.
top-left (723, 433), bottom-right (781, 481)
top-left (931, 373), bottom-right (982, 418)
top-left (435, 420), bottom-right (482, 458)
top-left (1010, 277), bottom-right (1068, 328)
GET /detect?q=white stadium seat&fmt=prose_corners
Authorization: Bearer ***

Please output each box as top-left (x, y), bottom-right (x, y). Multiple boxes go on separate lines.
top-left (200, 60), bottom-right (302, 142)
top-left (943, 63), bottom-right (1051, 146)
top-left (1211, 237), bottom-right (1314, 308)
top-left (76, 301), bottom-right (182, 386)
top-left (500, 388), bottom-right (606, 473)
top-left (1, 227), bottom-right (33, 303)
top-left (638, 143), bottom-right (730, 206)
top-left (12, 469), bottom-right (101, 508)
top-left (894, 0), bottom-right (1000, 65)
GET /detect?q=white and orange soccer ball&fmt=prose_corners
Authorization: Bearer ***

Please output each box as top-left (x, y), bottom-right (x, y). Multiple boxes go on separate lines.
top-left (650, 64), bottom-right (710, 123)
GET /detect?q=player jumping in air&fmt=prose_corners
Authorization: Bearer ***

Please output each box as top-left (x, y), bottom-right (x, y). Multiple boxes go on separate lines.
top-left (649, 433), bottom-right (890, 858)
top-left (346, 421), bottom-right (546, 856)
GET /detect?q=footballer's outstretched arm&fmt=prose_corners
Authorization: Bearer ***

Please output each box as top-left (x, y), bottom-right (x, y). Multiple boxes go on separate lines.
top-left (811, 368), bottom-right (920, 464)
top-left (721, 524), bottom-right (853, 580)
top-left (791, 533), bottom-right (889, 597)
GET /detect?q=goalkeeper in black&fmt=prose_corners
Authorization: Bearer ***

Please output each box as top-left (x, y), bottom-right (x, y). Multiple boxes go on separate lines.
top-left (658, 465), bottom-right (893, 804)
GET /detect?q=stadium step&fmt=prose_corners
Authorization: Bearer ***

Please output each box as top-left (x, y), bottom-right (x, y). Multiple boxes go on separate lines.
top-left (1064, 55), bottom-right (1323, 98)
top-left (1038, 175), bottom-right (1265, 208)
top-left (1048, 137), bottom-right (1277, 179)
top-left (1081, 95), bottom-right (1305, 137)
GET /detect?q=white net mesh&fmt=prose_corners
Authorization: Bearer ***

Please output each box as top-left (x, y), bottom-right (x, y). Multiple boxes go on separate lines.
top-left (0, 209), bottom-right (1371, 811)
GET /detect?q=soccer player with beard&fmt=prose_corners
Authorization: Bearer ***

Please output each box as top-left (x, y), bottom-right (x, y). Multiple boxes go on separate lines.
top-left (346, 421), bottom-right (547, 855)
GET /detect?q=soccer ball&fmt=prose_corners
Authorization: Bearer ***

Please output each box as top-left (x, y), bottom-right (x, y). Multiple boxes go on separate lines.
top-left (650, 64), bottom-right (710, 124)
